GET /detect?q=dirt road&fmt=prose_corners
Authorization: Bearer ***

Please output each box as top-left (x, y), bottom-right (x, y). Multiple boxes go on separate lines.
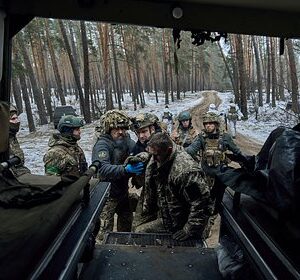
top-left (190, 90), bottom-right (261, 155)
top-left (189, 90), bottom-right (262, 247)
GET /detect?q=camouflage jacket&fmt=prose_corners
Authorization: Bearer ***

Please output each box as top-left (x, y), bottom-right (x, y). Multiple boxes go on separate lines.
top-left (43, 133), bottom-right (87, 177)
top-left (142, 144), bottom-right (213, 237)
top-left (9, 134), bottom-right (31, 177)
top-left (186, 130), bottom-right (242, 169)
top-left (92, 133), bottom-right (135, 199)
top-left (171, 125), bottom-right (197, 148)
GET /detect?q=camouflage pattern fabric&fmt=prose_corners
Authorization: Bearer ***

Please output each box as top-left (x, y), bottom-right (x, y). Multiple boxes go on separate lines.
top-left (135, 217), bottom-right (166, 233)
top-left (43, 133), bottom-right (87, 177)
top-left (186, 130), bottom-right (242, 167)
top-left (9, 135), bottom-right (31, 177)
top-left (139, 144), bottom-right (213, 238)
top-left (96, 195), bottom-right (133, 243)
top-left (171, 126), bottom-right (197, 148)
top-left (92, 132), bottom-right (135, 241)
top-left (96, 110), bottom-right (131, 136)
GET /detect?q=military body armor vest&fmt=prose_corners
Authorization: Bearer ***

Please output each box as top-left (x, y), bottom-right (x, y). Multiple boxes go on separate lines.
top-left (228, 106), bottom-right (238, 121)
top-left (202, 133), bottom-right (226, 167)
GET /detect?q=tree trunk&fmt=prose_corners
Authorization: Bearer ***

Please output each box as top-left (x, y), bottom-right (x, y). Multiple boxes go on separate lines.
top-left (162, 30), bottom-right (169, 105)
top-left (217, 41), bottom-right (235, 93)
top-left (98, 23), bottom-right (113, 110)
top-left (16, 34), bottom-right (48, 125)
top-left (266, 37), bottom-right (271, 104)
top-left (251, 36), bottom-right (263, 106)
top-left (45, 19), bottom-right (66, 106)
top-left (270, 38), bottom-right (277, 107)
top-left (80, 21), bottom-right (91, 123)
top-left (278, 55), bottom-right (285, 101)
top-left (11, 76), bottom-right (23, 113)
top-left (235, 35), bottom-right (248, 118)
top-left (110, 25), bottom-right (122, 110)
top-left (59, 20), bottom-right (87, 117)
top-left (19, 71), bottom-right (36, 132)
top-left (286, 39), bottom-right (300, 113)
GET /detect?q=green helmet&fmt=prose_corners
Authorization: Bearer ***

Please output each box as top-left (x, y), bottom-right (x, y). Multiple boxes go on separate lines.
top-left (178, 111), bottom-right (191, 122)
top-left (131, 112), bottom-right (158, 131)
top-left (202, 112), bottom-right (220, 125)
top-left (103, 109), bottom-right (130, 133)
top-left (57, 115), bottom-right (84, 132)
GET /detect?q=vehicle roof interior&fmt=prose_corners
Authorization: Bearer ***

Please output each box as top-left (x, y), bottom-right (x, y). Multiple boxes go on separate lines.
top-left (2, 0), bottom-right (300, 38)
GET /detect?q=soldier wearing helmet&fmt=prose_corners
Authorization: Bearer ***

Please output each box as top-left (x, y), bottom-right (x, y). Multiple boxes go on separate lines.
top-left (226, 102), bottom-right (243, 138)
top-left (43, 115), bottom-right (87, 177)
top-left (131, 112), bottom-right (161, 155)
top-left (186, 111), bottom-right (247, 238)
top-left (9, 104), bottom-right (31, 176)
top-left (161, 106), bottom-right (173, 134)
top-left (127, 112), bottom-right (161, 230)
top-left (171, 111), bottom-right (197, 148)
top-left (92, 110), bottom-right (142, 242)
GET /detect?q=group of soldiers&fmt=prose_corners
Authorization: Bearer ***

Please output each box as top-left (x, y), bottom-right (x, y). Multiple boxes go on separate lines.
top-left (9, 102), bottom-right (247, 242)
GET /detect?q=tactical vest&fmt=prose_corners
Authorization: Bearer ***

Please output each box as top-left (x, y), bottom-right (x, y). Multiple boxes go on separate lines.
top-left (228, 106), bottom-right (238, 121)
top-left (202, 133), bottom-right (226, 167)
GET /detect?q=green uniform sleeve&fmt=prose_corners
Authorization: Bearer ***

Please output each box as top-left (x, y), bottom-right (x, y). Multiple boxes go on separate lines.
top-left (185, 134), bottom-right (204, 158)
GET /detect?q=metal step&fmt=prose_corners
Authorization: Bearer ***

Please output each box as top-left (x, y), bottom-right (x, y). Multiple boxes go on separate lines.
top-left (80, 244), bottom-right (221, 280)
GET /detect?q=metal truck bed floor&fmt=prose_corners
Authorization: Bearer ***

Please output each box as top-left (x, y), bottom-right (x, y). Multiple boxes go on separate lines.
top-left (80, 244), bottom-right (221, 280)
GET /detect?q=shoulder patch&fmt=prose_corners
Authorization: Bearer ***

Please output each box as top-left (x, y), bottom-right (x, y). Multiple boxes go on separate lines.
top-left (98, 150), bottom-right (109, 159)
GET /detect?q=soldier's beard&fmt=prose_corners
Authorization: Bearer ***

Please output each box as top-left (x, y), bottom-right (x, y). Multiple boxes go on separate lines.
top-left (114, 138), bottom-right (126, 146)
top-left (9, 122), bottom-right (20, 135)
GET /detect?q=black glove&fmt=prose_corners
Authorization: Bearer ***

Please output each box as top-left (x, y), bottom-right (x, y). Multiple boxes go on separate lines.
top-left (172, 229), bottom-right (190, 241)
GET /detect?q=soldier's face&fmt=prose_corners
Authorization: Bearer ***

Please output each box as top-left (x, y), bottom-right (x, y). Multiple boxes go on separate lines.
top-left (181, 120), bottom-right (190, 128)
top-left (204, 122), bottom-right (217, 133)
top-left (73, 127), bottom-right (81, 139)
top-left (136, 126), bottom-right (154, 143)
top-left (111, 127), bottom-right (126, 141)
top-left (10, 113), bottom-right (20, 124)
top-left (148, 145), bottom-right (172, 164)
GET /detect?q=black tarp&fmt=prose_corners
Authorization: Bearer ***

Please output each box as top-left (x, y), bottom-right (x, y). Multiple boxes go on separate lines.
top-left (0, 173), bottom-right (86, 279)
top-left (217, 127), bottom-right (300, 220)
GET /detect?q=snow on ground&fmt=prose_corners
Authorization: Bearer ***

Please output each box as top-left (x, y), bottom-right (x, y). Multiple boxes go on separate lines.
top-left (17, 90), bottom-right (298, 174)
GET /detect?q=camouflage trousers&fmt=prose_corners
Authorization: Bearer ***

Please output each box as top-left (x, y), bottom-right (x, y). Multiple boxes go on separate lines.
top-left (229, 119), bottom-right (237, 137)
top-left (96, 194), bottom-right (133, 243)
top-left (132, 187), bottom-right (158, 231)
top-left (134, 218), bottom-right (167, 233)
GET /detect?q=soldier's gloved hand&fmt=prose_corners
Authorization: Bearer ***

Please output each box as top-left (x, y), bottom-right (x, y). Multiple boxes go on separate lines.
top-left (172, 229), bottom-right (190, 241)
top-left (125, 162), bottom-right (144, 175)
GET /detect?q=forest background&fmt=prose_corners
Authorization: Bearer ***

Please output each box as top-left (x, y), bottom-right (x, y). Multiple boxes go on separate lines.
top-left (11, 18), bottom-right (300, 131)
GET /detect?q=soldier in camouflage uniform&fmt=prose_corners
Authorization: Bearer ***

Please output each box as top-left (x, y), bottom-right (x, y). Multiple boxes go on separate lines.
top-left (9, 104), bottom-right (31, 177)
top-left (129, 113), bottom-right (161, 229)
top-left (135, 132), bottom-right (213, 241)
top-left (171, 111), bottom-right (197, 148)
top-left (186, 112), bottom-right (247, 237)
top-left (92, 110), bottom-right (144, 242)
top-left (43, 115), bottom-right (87, 177)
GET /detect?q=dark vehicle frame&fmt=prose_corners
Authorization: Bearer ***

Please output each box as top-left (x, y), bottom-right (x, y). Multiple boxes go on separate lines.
top-left (1, 1), bottom-right (300, 279)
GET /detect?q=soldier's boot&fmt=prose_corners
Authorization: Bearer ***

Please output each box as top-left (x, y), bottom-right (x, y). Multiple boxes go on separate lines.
top-left (117, 211), bottom-right (133, 232)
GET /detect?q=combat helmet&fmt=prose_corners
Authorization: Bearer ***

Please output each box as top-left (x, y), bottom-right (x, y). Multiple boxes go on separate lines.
top-left (102, 109), bottom-right (130, 133)
top-left (131, 113), bottom-right (158, 131)
top-left (57, 115), bottom-right (84, 132)
top-left (178, 111), bottom-right (191, 122)
top-left (202, 112), bottom-right (220, 125)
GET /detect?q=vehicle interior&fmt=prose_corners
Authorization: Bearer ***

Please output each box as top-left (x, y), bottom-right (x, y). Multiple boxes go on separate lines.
top-left (1, 1), bottom-right (300, 279)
